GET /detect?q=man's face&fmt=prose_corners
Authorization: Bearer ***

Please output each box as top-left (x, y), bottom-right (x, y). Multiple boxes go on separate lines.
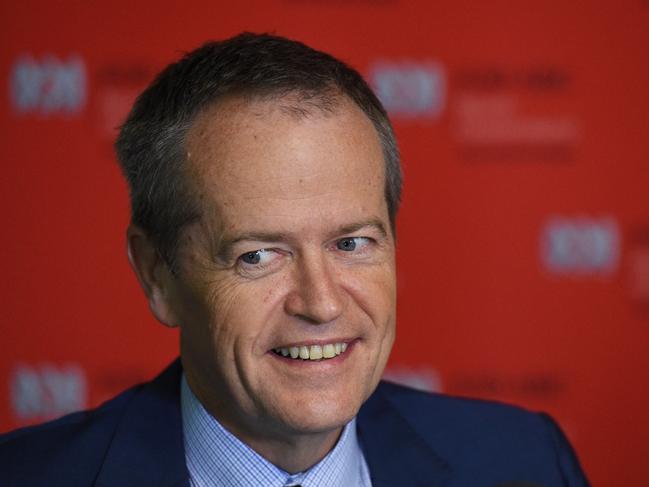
top-left (165, 95), bottom-right (396, 446)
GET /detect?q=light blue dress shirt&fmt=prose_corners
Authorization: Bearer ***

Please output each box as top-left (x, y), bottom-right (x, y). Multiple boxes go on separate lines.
top-left (181, 375), bottom-right (373, 487)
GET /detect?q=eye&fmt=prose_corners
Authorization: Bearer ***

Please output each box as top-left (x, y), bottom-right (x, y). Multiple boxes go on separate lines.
top-left (238, 249), bottom-right (276, 267)
top-left (336, 237), bottom-right (370, 252)
top-left (235, 248), bottom-right (287, 278)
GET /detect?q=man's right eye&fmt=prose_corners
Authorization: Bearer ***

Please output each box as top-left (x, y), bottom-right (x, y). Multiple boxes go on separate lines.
top-left (235, 248), bottom-right (287, 278)
top-left (241, 250), bottom-right (263, 265)
top-left (237, 248), bottom-right (284, 268)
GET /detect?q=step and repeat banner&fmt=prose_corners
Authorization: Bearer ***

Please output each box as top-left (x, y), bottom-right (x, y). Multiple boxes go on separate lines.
top-left (1, 1), bottom-right (648, 484)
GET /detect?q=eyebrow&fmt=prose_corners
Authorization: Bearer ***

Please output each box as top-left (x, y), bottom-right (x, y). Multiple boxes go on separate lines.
top-left (333, 218), bottom-right (388, 240)
top-left (215, 218), bottom-right (388, 262)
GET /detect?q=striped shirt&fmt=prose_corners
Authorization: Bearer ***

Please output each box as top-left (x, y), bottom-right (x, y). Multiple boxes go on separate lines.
top-left (181, 375), bottom-right (372, 487)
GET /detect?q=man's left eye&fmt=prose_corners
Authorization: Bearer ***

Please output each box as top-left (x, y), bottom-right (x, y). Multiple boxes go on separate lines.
top-left (336, 237), bottom-right (370, 252)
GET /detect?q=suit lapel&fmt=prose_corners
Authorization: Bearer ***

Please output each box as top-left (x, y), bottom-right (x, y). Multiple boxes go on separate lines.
top-left (95, 365), bottom-right (452, 486)
top-left (95, 360), bottom-right (190, 487)
top-left (357, 382), bottom-right (453, 487)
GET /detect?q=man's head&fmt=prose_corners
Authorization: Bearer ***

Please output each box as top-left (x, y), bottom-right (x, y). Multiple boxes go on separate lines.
top-left (116, 33), bottom-right (401, 467)
top-left (115, 33), bottom-right (401, 272)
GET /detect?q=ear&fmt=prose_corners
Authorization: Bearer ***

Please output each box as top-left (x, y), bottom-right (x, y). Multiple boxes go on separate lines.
top-left (126, 224), bottom-right (180, 328)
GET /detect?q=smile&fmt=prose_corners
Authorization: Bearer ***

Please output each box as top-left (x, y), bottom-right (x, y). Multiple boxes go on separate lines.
top-left (272, 342), bottom-right (349, 361)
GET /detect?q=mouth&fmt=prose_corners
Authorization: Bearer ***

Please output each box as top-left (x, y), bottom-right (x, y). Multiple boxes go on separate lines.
top-left (271, 341), bottom-right (351, 362)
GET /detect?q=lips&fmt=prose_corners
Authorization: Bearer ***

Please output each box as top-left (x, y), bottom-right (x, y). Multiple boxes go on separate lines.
top-left (272, 341), bottom-right (349, 361)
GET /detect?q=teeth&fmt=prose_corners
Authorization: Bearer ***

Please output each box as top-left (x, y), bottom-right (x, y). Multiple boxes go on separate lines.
top-left (323, 344), bottom-right (336, 358)
top-left (309, 345), bottom-right (322, 360)
top-left (299, 346), bottom-right (309, 359)
top-left (274, 342), bottom-right (349, 361)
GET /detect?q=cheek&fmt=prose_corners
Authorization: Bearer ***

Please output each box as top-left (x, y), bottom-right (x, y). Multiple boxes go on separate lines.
top-left (343, 263), bottom-right (396, 325)
top-left (201, 275), bottom-right (288, 355)
top-left (173, 276), bottom-right (241, 361)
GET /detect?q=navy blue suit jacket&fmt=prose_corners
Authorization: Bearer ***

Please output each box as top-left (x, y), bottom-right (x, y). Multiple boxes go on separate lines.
top-left (0, 360), bottom-right (590, 486)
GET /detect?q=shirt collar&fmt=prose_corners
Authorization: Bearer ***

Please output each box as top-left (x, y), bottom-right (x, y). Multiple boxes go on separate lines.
top-left (181, 374), bottom-right (368, 487)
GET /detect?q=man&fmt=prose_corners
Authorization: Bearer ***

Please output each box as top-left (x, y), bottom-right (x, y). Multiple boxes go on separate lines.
top-left (0, 33), bottom-right (589, 486)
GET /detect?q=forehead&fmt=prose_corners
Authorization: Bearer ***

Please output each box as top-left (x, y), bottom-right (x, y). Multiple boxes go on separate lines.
top-left (183, 95), bottom-right (387, 233)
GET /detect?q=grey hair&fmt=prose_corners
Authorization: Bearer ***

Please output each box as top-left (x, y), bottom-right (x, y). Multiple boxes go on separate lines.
top-left (115, 32), bottom-right (401, 271)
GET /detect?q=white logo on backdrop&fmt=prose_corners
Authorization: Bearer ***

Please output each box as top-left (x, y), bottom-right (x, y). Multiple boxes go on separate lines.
top-left (10, 54), bottom-right (87, 115)
top-left (370, 61), bottom-right (446, 118)
top-left (541, 216), bottom-right (620, 275)
top-left (10, 363), bottom-right (87, 420)
top-left (383, 365), bottom-right (443, 392)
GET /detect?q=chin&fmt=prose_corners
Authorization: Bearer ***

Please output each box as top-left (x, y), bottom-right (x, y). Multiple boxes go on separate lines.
top-left (275, 395), bottom-right (361, 436)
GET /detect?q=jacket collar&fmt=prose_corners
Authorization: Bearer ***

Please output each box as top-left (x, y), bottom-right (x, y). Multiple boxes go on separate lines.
top-left (95, 360), bottom-right (189, 487)
top-left (95, 360), bottom-right (451, 487)
top-left (357, 382), bottom-right (452, 487)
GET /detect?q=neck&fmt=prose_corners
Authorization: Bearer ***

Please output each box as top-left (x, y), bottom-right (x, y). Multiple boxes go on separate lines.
top-left (184, 371), bottom-right (345, 473)
top-left (239, 427), bottom-right (343, 473)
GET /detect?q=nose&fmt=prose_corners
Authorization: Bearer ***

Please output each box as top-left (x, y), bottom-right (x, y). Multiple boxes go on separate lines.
top-left (283, 251), bottom-right (346, 324)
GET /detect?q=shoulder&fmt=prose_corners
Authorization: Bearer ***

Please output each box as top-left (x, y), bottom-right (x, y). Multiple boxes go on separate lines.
top-left (364, 381), bottom-right (551, 444)
top-left (360, 381), bottom-right (589, 484)
top-left (370, 380), bottom-right (546, 433)
top-left (0, 384), bottom-right (140, 486)
top-left (0, 360), bottom-right (185, 487)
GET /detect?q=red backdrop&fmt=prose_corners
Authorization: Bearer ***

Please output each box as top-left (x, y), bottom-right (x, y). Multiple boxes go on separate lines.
top-left (2, 1), bottom-right (648, 485)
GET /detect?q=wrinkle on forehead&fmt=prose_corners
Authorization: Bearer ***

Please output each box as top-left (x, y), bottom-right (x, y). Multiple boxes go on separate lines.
top-left (178, 94), bottom-right (389, 262)
top-left (185, 95), bottom-right (383, 202)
